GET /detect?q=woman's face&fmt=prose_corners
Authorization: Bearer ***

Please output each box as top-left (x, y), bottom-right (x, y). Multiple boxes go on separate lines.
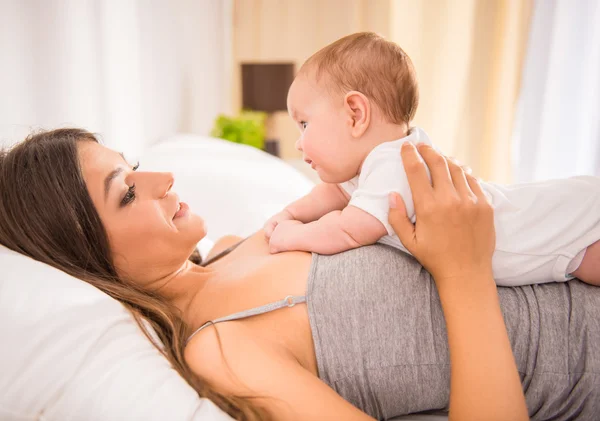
top-left (78, 141), bottom-right (206, 286)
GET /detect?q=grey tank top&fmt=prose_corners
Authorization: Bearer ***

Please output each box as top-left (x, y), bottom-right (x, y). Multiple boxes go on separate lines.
top-left (188, 244), bottom-right (600, 420)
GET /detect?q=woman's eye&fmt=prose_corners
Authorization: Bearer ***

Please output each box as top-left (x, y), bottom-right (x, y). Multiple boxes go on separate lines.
top-left (120, 184), bottom-right (136, 207)
top-left (132, 161), bottom-right (140, 171)
top-left (300, 121), bottom-right (307, 130)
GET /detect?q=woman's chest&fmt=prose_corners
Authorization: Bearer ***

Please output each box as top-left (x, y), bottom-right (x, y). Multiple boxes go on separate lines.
top-left (199, 233), bottom-right (319, 374)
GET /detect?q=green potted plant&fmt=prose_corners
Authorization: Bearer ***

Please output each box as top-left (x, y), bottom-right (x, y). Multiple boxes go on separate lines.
top-left (210, 110), bottom-right (267, 150)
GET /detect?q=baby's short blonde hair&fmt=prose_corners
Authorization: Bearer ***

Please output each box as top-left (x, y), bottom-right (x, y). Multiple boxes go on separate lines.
top-left (300, 32), bottom-right (419, 126)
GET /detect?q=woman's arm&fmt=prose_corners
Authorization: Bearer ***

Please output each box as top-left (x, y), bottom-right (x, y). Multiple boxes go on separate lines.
top-left (388, 143), bottom-right (528, 421)
top-left (185, 323), bottom-right (375, 420)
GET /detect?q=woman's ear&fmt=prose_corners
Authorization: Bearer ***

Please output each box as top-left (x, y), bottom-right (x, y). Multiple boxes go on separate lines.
top-left (344, 91), bottom-right (371, 138)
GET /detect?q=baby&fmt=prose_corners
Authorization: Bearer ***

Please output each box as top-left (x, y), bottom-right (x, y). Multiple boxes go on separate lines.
top-left (264, 32), bottom-right (600, 287)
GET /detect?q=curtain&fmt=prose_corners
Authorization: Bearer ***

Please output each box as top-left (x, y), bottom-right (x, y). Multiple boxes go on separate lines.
top-left (0, 0), bottom-right (232, 157)
top-left (390, 0), bottom-right (533, 183)
top-left (511, 0), bottom-right (600, 182)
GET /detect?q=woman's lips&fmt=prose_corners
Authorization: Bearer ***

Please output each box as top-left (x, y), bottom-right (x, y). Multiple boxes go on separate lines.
top-left (173, 201), bottom-right (189, 219)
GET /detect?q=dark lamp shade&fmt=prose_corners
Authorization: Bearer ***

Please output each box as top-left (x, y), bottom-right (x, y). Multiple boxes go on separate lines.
top-left (241, 63), bottom-right (295, 113)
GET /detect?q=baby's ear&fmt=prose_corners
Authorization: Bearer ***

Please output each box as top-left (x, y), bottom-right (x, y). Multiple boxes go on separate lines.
top-left (344, 91), bottom-right (370, 137)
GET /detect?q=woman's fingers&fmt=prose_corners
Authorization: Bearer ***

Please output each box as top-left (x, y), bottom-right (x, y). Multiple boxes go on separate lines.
top-left (388, 192), bottom-right (416, 251)
top-left (447, 158), bottom-right (474, 200)
top-left (465, 172), bottom-right (490, 204)
top-left (415, 144), bottom-right (453, 191)
top-left (401, 143), bottom-right (434, 205)
top-left (446, 155), bottom-right (473, 175)
top-left (391, 140), bottom-right (496, 282)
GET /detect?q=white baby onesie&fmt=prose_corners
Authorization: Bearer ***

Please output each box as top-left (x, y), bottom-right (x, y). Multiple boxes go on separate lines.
top-left (340, 127), bottom-right (600, 287)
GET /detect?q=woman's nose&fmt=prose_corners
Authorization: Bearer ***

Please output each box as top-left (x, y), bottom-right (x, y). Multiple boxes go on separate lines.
top-left (159, 172), bottom-right (174, 198)
top-left (136, 171), bottom-right (174, 198)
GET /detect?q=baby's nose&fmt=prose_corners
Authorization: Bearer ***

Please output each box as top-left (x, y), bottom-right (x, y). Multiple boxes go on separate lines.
top-left (295, 138), bottom-right (302, 151)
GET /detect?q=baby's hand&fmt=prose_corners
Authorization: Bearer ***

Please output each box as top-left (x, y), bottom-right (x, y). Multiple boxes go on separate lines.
top-left (264, 209), bottom-right (295, 239)
top-left (269, 220), bottom-right (303, 253)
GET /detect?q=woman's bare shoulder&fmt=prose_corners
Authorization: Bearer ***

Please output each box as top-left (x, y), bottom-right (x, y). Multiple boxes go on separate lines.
top-left (184, 322), bottom-right (375, 420)
top-left (184, 321), bottom-right (295, 393)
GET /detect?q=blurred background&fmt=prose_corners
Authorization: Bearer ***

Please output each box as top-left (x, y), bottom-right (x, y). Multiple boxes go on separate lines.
top-left (1, 0), bottom-right (598, 184)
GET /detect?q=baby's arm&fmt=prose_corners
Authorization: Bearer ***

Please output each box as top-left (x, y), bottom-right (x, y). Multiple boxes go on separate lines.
top-left (286, 182), bottom-right (349, 222)
top-left (268, 136), bottom-right (436, 251)
top-left (268, 205), bottom-right (387, 254)
top-left (264, 183), bottom-right (349, 237)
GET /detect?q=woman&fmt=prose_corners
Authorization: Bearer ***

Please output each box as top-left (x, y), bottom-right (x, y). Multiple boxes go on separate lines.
top-left (0, 128), bottom-right (597, 420)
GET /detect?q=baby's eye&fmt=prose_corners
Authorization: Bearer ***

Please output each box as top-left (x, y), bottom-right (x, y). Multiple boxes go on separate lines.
top-left (300, 121), bottom-right (307, 130)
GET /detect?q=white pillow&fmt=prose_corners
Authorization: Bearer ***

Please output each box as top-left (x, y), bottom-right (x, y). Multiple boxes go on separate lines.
top-left (0, 245), bottom-right (232, 421)
top-left (0, 135), bottom-right (315, 421)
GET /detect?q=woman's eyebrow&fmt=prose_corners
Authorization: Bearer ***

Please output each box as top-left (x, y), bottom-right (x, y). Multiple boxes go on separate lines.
top-left (103, 153), bottom-right (129, 202)
top-left (104, 168), bottom-right (124, 202)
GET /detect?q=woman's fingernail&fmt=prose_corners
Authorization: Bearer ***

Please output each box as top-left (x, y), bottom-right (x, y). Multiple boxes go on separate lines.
top-left (389, 192), bottom-right (398, 209)
top-left (402, 142), bottom-right (414, 149)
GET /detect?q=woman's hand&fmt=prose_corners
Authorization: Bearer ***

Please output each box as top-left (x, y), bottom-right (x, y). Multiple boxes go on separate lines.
top-left (388, 142), bottom-right (528, 421)
top-left (388, 142), bottom-right (495, 285)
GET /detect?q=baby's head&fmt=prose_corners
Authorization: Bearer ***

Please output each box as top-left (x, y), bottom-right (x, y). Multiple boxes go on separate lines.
top-left (287, 32), bottom-right (418, 183)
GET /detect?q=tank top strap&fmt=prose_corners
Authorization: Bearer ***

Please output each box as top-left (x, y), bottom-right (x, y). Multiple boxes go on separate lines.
top-left (186, 295), bottom-right (306, 345)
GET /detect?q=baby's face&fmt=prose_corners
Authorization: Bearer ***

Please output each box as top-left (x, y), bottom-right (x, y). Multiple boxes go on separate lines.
top-left (287, 74), bottom-right (363, 183)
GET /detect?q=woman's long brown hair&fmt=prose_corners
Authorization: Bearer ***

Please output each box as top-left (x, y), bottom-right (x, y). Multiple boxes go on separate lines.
top-left (0, 128), bottom-right (269, 420)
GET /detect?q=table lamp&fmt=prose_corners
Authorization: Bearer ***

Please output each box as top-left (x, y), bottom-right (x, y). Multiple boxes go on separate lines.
top-left (241, 62), bottom-right (295, 157)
